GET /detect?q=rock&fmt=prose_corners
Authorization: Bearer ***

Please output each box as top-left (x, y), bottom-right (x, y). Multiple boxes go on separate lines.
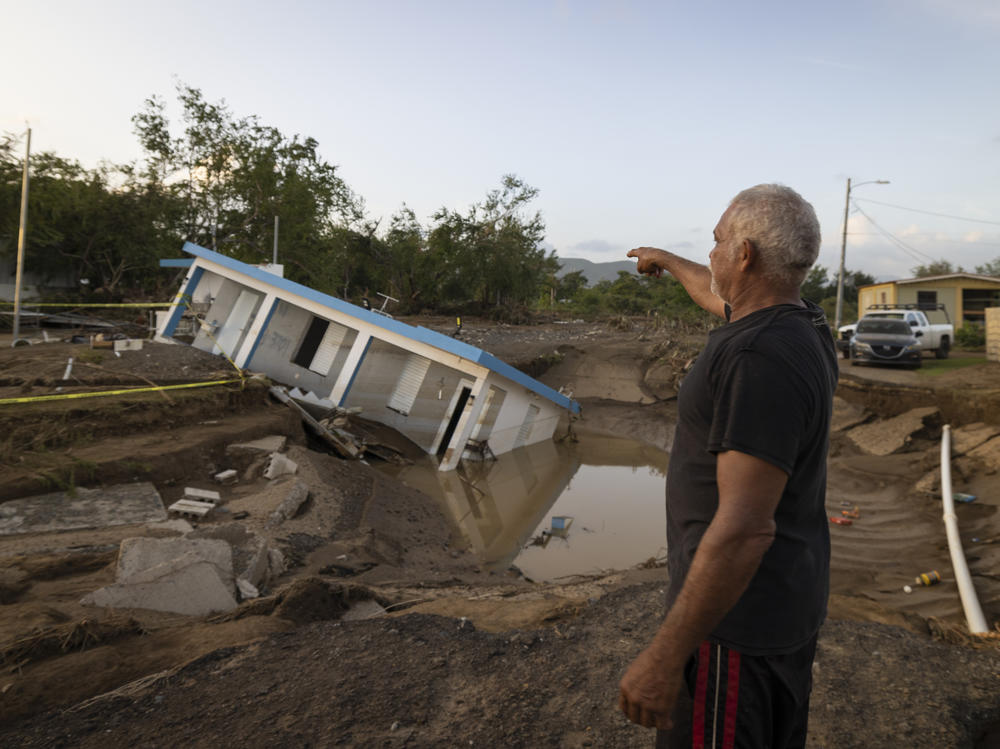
top-left (264, 453), bottom-right (298, 480)
top-left (268, 548), bottom-right (287, 577)
top-left (236, 578), bottom-right (260, 599)
top-left (146, 518), bottom-right (194, 535)
top-left (267, 480), bottom-right (310, 526)
top-left (846, 407), bottom-right (940, 456)
top-left (226, 435), bottom-right (287, 455)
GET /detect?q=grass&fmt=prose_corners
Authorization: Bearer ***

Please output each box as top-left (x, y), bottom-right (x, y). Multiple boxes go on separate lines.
top-left (915, 356), bottom-right (987, 377)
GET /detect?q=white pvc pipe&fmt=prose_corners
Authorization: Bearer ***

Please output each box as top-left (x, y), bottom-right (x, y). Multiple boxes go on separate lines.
top-left (940, 425), bottom-right (989, 634)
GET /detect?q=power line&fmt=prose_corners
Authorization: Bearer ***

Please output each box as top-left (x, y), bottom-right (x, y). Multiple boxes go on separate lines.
top-left (853, 197), bottom-right (1000, 226)
top-left (851, 203), bottom-right (938, 265)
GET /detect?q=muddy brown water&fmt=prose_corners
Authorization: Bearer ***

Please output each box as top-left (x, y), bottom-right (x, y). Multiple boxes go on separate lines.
top-left (376, 431), bottom-right (670, 581)
top-left (377, 428), bottom-right (1000, 627)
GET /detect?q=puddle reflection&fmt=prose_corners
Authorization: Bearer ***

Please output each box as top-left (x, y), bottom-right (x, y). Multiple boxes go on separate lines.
top-left (379, 432), bottom-right (669, 582)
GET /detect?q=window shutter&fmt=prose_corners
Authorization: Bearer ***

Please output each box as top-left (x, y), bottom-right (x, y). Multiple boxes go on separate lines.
top-left (309, 323), bottom-right (347, 375)
top-left (387, 355), bottom-right (431, 416)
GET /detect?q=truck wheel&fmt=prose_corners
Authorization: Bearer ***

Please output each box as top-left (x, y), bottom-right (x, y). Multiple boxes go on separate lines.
top-left (935, 337), bottom-right (950, 359)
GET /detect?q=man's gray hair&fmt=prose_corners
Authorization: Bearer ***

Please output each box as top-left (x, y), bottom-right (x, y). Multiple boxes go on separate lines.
top-left (726, 184), bottom-right (821, 287)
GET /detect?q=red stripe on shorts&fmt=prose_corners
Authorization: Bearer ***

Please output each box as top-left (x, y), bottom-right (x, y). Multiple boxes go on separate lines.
top-left (692, 641), bottom-right (711, 749)
top-left (722, 648), bottom-right (741, 749)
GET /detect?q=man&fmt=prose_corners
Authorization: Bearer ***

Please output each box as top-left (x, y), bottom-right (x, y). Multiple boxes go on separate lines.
top-left (620, 184), bottom-right (837, 748)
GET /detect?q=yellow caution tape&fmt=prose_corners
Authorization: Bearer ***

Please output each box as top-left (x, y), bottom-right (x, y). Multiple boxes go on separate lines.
top-left (0, 379), bottom-right (245, 406)
top-left (0, 302), bottom-right (175, 308)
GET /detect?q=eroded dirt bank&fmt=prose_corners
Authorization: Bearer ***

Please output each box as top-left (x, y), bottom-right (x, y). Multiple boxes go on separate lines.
top-left (1, 320), bottom-right (1000, 748)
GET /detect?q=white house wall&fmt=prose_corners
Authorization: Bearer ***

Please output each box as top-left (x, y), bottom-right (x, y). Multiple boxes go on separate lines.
top-left (191, 277), bottom-right (263, 358)
top-left (482, 373), bottom-right (561, 456)
top-left (342, 338), bottom-right (484, 452)
top-left (246, 300), bottom-right (357, 395)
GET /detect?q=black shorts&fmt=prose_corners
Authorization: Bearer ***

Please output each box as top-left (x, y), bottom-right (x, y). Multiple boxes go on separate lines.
top-left (656, 635), bottom-right (818, 749)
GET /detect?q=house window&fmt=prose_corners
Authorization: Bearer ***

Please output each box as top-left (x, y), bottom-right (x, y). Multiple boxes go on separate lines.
top-left (293, 316), bottom-right (347, 375)
top-left (917, 290), bottom-right (937, 307)
top-left (387, 354), bottom-right (431, 416)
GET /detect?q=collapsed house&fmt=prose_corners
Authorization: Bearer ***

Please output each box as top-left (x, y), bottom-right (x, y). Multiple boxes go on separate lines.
top-left (157, 243), bottom-right (579, 470)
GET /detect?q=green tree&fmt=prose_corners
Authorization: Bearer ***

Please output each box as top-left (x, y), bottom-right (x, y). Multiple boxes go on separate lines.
top-left (975, 258), bottom-right (1000, 277)
top-left (911, 259), bottom-right (961, 277)
top-left (800, 265), bottom-right (829, 303)
top-left (132, 84), bottom-right (363, 288)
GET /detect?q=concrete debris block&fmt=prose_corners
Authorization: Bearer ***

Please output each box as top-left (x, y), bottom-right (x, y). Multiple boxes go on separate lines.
top-left (268, 548), bottom-right (287, 577)
top-left (82, 561), bottom-right (237, 616)
top-left (236, 578), bottom-right (260, 600)
top-left (240, 538), bottom-right (271, 588)
top-left (115, 537), bottom-right (234, 586)
top-left (113, 338), bottom-right (143, 352)
top-left (226, 435), bottom-right (287, 456)
top-left (267, 480), bottom-right (310, 527)
top-left (168, 499), bottom-right (214, 519)
top-left (968, 435), bottom-right (1000, 472)
top-left (831, 397), bottom-right (868, 433)
top-left (846, 407), bottom-right (940, 456)
top-left (0, 482), bottom-right (166, 537)
top-left (264, 452), bottom-right (298, 480)
top-left (184, 487), bottom-right (221, 504)
top-left (214, 469), bottom-right (238, 484)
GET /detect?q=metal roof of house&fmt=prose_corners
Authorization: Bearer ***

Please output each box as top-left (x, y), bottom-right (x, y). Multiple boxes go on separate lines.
top-left (890, 273), bottom-right (1000, 286)
top-left (180, 242), bottom-right (579, 414)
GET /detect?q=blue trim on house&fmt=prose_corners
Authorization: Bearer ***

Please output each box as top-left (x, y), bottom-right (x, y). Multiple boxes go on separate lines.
top-left (337, 336), bottom-right (373, 407)
top-left (159, 258), bottom-right (194, 268)
top-left (180, 243), bottom-right (580, 413)
top-left (162, 266), bottom-right (204, 337)
top-left (241, 296), bottom-right (278, 369)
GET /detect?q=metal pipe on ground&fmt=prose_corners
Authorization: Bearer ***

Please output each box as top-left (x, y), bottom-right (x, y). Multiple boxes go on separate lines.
top-left (940, 424), bottom-right (989, 634)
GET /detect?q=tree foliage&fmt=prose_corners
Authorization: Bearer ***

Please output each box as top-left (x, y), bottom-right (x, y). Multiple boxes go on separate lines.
top-left (974, 257), bottom-right (1000, 277)
top-left (911, 259), bottom-right (961, 277)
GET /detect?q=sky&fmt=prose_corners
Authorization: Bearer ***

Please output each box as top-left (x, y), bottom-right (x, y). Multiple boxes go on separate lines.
top-left (3, 0), bottom-right (999, 282)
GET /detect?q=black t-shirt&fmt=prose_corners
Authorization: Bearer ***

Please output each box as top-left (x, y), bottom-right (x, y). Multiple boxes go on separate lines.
top-left (664, 300), bottom-right (838, 655)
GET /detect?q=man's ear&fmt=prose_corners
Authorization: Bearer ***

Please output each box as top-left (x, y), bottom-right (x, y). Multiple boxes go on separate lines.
top-left (738, 238), bottom-right (755, 271)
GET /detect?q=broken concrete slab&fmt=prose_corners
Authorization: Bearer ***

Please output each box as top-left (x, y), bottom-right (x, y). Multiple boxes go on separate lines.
top-left (226, 435), bottom-right (287, 456)
top-left (0, 482), bottom-right (166, 536)
top-left (264, 452), bottom-right (298, 479)
top-left (82, 560), bottom-right (237, 616)
top-left (236, 578), bottom-right (260, 600)
top-left (831, 397), bottom-right (868, 433)
top-left (147, 518), bottom-right (194, 535)
top-left (342, 598), bottom-right (387, 621)
top-left (950, 422), bottom-right (1000, 455)
top-left (846, 407), bottom-right (940, 456)
top-left (268, 480), bottom-right (310, 527)
top-left (968, 435), bottom-right (1000, 473)
top-left (115, 537), bottom-right (233, 585)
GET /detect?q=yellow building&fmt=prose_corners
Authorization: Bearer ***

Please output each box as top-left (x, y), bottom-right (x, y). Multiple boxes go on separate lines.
top-left (857, 273), bottom-right (1000, 326)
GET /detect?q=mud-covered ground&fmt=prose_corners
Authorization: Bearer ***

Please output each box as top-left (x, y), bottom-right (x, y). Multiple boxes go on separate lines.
top-left (1, 318), bottom-right (1000, 748)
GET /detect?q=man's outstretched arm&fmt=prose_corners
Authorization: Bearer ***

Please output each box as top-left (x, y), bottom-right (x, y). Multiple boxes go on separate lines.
top-left (627, 246), bottom-right (727, 319)
top-left (618, 450), bottom-right (787, 729)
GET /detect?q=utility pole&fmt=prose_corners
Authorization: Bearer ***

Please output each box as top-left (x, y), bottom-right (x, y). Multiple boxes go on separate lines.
top-left (834, 178), bottom-right (852, 332)
top-left (12, 128), bottom-right (31, 344)
top-left (834, 177), bottom-right (890, 331)
top-left (273, 215), bottom-right (279, 264)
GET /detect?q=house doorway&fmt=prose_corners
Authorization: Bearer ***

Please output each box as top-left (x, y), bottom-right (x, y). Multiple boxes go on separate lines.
top-left (437, 385), bottom-right (472, 456)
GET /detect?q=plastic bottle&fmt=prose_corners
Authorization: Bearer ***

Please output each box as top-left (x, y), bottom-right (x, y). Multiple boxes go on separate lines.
top-left (915, 570), bottom-right (941, 586)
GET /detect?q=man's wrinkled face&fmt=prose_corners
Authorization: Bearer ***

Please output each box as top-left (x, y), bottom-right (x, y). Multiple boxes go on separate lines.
top-left (709, 207), bottom-right (738, 301)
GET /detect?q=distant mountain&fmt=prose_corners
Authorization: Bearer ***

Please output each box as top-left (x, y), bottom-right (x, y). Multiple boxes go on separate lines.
top-left (556, 257), bottom-right (637, 286)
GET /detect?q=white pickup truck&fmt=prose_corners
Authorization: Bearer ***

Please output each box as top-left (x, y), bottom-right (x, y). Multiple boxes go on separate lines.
top-left (837, 304), bottom-right (954, 360)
